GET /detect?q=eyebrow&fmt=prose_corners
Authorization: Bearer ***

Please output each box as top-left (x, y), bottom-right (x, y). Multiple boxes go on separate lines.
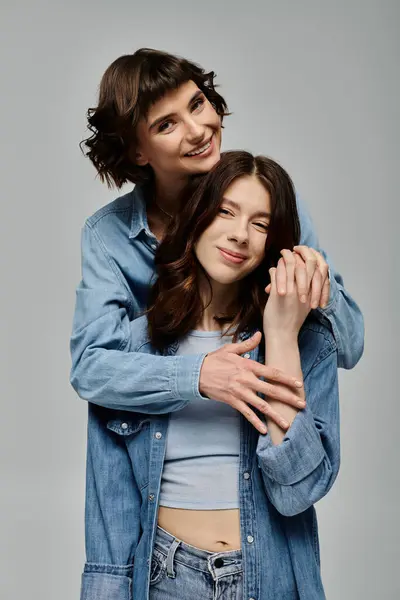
top-left (222, 197), bottom-right (271, 219)
top-left (148, 90), bottom-right (204, 131)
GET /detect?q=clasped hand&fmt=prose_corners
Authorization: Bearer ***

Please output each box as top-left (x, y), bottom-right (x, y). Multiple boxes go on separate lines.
top-left (199, 247), bottom-right (329, 433)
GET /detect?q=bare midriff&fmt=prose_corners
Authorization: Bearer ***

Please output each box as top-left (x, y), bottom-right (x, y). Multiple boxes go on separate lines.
top-left (157, 506), bottom-right (241, 552)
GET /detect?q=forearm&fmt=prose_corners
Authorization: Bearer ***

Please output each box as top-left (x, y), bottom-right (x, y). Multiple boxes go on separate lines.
top-left (70, 313), bottom-right (207, 413)
top-left (297, 193), bottom-right (364, 368)
top-left (264, 334), bottom-right (305, 445)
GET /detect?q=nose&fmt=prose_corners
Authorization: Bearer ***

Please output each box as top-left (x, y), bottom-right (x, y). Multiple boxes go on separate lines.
top-left (227, 221), bottom-right (249, 245)
top-left (185, 115), bottom-right (205, 144)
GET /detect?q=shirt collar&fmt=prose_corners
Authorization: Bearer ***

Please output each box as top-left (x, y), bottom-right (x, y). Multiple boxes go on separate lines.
top-left (129, 183), bottom-right (153, 240)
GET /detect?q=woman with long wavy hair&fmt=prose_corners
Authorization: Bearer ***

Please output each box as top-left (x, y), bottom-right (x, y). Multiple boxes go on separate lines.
top-left (82, 151), bottom-right (340, 599)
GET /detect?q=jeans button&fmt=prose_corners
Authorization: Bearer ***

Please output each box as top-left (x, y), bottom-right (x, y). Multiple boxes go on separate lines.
top-left (214, 557), bottom-right (224, 568)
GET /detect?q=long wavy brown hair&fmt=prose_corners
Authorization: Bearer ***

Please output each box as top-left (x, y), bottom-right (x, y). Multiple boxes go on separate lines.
top-left (80, 48), bottom-right (229, 188)
top-left (147, 151), bottom-right (300, 351)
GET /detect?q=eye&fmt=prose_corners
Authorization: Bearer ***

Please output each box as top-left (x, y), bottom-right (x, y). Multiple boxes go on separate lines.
top-left (192, 96), bottom-right (205, 112)
top-left (158, 120), bottom-right (174, 133)
top-left (218, 207), bottom-right (233, 216)
top-left (254, 222), bottom-right (269, 231)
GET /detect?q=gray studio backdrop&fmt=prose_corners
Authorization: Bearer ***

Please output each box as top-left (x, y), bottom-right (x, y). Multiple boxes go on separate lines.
top-left (0, 1), bottom-right (398, 598)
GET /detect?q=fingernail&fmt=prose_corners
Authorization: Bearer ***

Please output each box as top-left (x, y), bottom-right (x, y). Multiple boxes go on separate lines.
top-left (295, 380), bottom-right (303, 387)
top-left (297, 400), bottom-right (306, 408)
top-left (301, 295), bottom-right (307, 303)
top-left (261, 425), bottom-right (267, 434)
top-left (281, 421), bottom-right (289, 429)
top-left (279, 288), bottom-right (285, 294)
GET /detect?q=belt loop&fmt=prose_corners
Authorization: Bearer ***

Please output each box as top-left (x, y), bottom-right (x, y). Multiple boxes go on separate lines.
top-left (166, 537), bottom-right (181, 578)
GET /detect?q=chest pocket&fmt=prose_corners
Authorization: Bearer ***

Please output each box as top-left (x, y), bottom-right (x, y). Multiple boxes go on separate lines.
top-left (106, 412), bottom-right (151, 491)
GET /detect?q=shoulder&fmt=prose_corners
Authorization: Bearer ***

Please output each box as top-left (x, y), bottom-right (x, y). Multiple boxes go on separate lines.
top-left (298, 314), bottom-right (337, 377)
top-left (82, 185), bottom-right (147, 255)
top-left (86, 189), bottom-right (134, 228)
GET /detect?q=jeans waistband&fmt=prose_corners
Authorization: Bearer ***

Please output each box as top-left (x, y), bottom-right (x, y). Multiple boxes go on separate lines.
top-left (153, 525), bottom-right (243, 578)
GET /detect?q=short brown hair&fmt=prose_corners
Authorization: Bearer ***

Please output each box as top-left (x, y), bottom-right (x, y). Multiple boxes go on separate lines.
top-left (147, 151), bottom-right (300, 351)
top-left (80, 48), bottom-right (229, 188)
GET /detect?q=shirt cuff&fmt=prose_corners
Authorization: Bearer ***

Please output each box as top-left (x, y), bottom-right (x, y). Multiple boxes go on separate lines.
top-left (174, 353), bottom-right (209, 402)
top-left (256, 406), bottom-right (325, 485)
top-left (318, 266), bottom-right (338, 314)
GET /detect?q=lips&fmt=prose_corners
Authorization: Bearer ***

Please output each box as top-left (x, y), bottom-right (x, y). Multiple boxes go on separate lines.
top-left (184, 135), bottom-right (214, 157)
top-left (218, 247), bottom-right (248, 264)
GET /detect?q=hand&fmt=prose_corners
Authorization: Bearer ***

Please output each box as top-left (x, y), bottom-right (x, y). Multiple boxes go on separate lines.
top-left (265, 246), bottom-right (330, 309)
top-left (263, 253), bottom-right (311, 338)
top-left (199, 332), bottom-right (305, 434)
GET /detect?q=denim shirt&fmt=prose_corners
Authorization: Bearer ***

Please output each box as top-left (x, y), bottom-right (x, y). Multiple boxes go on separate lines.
top-left (69, 184), bottom-right (358, 598)
top-left (70, 184), bottom-right (363, 415)
top-left (80, 314), bottom-right (339, 600)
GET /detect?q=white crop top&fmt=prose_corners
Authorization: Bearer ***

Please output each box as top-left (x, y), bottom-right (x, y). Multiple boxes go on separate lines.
top-left (158, 329), bottom-right (240, 510)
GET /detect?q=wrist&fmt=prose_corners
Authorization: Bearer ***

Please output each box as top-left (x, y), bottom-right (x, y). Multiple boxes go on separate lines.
top-left (264, 329), bottom-right (299, 346)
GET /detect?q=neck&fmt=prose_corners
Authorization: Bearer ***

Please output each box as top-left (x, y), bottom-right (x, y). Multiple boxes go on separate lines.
top-left (153, 174), bottom-right (189, 217)
top-left (196, 274), bottom-right (239, 331)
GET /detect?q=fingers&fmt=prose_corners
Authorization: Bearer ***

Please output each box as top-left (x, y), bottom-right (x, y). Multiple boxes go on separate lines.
top-left (228, 331), bottom-right (262, 355)
top-left (250, 360), bottom-right (303, 389)
top-left (320, 275), bottom-right (330, 308)
top-left (236, 391), bottom-right (290, 431)
top-left (310, 267), bottom-right (323, 309)
top-left (234, 398), bottom-right (269, 434)
top-left (279, 249), bottom-right (296, 294)
top-left (251, 374), bottom-right (306, 408)
top-left (294, 246), bottom-right (330, 308)
top-left (310, 249), bottom-right (330, 308)
top-left (276, 257), bottom-right (287, 296)
top-left (293, 246), bottom-right (317, 302)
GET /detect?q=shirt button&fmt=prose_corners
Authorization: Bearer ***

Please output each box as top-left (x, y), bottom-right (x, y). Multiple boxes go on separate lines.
top-left (155, 432), bottom-right (162, 439)
top-left (247, 535), bottom-right (254, 543)
top-left (121, 422), bottom-right (128, 430)
top-left (148, 494), bottom-right (155, 501)
top-left (243, 472), bottom-right (250, 480)
top-left (243, 353), bottom-right (250, 359)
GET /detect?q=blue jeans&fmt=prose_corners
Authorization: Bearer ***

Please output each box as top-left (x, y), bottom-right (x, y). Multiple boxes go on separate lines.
top-left (149, 525), bottom-right (243, 599)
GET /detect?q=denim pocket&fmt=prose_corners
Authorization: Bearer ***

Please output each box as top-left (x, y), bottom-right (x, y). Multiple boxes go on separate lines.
top-left (149, 548), bottom-right (167, 586)
top-left (107, 411), bottom-right (151, 490)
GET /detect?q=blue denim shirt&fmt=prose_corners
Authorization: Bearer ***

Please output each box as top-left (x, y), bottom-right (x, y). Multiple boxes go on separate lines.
top-left (79, 314), bottom-right (339, 600)
top-left (70, 184), bottom-right (359, 598)
top-left (70, 185), bottom-right (363, 415)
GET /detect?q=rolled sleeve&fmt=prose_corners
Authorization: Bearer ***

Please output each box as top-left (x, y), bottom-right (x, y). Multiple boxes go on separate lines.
top-left (256, 406), bottom-right (325, 485)
top-left (256, 344), bottom-right (340, 516)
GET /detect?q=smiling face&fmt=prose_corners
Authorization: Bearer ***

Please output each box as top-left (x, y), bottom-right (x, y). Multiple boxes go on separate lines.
top-left (135, 80), bottom-right (222, 186)
top-left (195, 175), bottom-right (271, 288)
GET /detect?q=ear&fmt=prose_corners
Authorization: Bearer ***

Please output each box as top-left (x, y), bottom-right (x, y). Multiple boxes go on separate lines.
top-left (135, 150), bottom-right (149, 167)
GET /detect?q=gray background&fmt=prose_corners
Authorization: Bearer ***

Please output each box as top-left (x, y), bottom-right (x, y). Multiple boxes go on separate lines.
top-left (0, 0), bottom-right (398, 598)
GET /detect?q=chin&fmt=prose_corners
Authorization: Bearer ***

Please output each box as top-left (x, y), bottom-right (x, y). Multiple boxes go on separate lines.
top-left (192, 153), bottom-right (221, 174)
top-left (210, 273), bottom-right (239, 286)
